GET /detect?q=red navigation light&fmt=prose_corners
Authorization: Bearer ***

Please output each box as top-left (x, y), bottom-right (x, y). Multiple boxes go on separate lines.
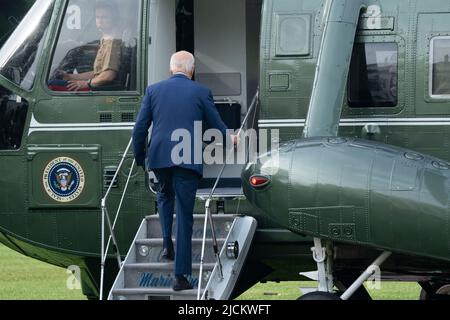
top-left (249, 175), bottom-right (270, 188)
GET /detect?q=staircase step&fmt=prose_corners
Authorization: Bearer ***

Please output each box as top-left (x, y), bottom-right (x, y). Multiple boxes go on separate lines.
top-left (134, 238), bottom-right (226, 263)
top-left (146, 214), bottom-right (235, 239)
top-left (111, 288), bottom-right (202, 300)
top-left (196, 187), bottom-right (244, 200)
top-left (124, 263), bottom-right (216, 289)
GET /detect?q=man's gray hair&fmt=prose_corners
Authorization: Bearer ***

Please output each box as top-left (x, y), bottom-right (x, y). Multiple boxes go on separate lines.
top-left (170, 51), bottom-right (195, 74)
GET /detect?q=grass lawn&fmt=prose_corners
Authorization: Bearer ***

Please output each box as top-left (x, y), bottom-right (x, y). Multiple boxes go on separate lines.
top-left (236, 281), bottom-right (421, 300)
top-left (0, 244), bottom-right (420, 300)
top-left (0, 244), bottom-right (86, 300)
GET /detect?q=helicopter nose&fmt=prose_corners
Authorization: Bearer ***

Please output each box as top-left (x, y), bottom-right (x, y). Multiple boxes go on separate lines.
top-left (241, 151), bottom-right (286, 216)
top-left (241, 142), bottom-right (294, 221)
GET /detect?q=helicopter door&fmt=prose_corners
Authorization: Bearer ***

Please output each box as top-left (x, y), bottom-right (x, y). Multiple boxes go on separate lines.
top-left (0, 0), bottom-right (56, 212)
top-left (0, 0), bottom-right (56, 151)
top-left (27, 0), bottom-right (145, 208)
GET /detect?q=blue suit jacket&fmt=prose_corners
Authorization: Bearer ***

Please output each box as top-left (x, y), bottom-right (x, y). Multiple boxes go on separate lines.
top-left (132, 74), bottom-right (228, 176)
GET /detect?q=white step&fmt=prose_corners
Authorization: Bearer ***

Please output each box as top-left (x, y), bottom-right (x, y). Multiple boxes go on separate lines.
top-left (111, 288), bottom-right (202, 300)
top-left (124, 262), bottom-right (215, 289)
top-left (196, 187), bottom-right (244, 200)
top-left (134, 238), bottom-right (226, 263)
top-left (146, 214), bottom-right (235, 239)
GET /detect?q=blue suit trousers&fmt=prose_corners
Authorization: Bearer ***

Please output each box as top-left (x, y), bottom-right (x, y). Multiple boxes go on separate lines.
top-left (153, 166), bottom-right (201, 276)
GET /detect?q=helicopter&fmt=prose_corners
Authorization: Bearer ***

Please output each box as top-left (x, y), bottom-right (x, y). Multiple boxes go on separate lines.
top-left (0, 0), bottom-right (449, 300)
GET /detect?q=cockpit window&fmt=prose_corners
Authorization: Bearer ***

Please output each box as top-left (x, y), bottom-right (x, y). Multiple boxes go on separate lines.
top-left (347, 42), bottom-right (398, 108)
top-left (0, 0), bottom-right (55, 91)
top-left (47, 0), bottom-right (140, 92)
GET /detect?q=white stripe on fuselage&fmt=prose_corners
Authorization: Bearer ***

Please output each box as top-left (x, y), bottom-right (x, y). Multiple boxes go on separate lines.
top-left (258, 118), bottom-right (450, 128)
top-left (28, 114), bottom-right (135, 135)
top-left (28, 115), bottom-right (450, 133)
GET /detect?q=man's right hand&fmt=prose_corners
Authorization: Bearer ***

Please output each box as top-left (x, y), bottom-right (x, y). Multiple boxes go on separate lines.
top-left (67, 80), bottom-right (89, 91)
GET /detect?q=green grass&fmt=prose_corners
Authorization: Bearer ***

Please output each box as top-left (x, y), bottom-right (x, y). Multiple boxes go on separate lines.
top-left (236, 281), bottom-right (421, 300)
top-left (0, 244), bottom-right (420, 300)
top-left (0, 244), bottom-right (86, 300)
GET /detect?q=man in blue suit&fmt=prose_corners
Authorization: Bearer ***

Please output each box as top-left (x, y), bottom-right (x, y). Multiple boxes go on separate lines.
top-left (133, 51), bottom-right (235, 291)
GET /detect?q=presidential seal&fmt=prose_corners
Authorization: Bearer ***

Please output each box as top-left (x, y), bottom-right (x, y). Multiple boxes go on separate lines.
top-left (43, 157), bottom-right (85, 203)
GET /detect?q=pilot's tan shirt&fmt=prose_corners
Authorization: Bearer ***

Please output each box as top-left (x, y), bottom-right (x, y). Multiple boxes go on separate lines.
top-left (93, 37), bottom-right (122, 76)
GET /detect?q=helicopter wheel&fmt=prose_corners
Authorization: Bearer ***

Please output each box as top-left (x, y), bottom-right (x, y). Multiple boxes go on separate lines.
top-left (419, 282), bottom-right (450, 300)
top-left (297, 292), bottom-right (341, 300)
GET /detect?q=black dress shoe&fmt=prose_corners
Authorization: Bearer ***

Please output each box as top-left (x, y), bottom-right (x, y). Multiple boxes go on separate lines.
top-left (173, 276), bottom-right (193, 291)
top-left (161, 247), bottom-right (174, 262)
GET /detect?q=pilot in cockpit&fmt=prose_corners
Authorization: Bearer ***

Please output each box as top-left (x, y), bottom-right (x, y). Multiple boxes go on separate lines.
top-left (48, 1), bottom-right (122, 91)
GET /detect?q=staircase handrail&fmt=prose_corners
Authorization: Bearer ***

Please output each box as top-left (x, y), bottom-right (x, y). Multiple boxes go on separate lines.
top-left (197, 89), bottom-right (259, 300)
top-left (100, 137), bottom-right (135, 300)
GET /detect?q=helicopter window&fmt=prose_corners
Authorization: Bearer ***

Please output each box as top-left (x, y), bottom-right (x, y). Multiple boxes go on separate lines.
top-left (348, 42), bottom-right (398, 108)
top-left (0, 0), bottom-right (55, 91)
top-left (47, 0), bottom-right (140, 92)
top-left (0, 86), bottom-right (28, 150)
top-left (275, 14), bottom-right (311, 57)
top-left (430, 37), bottom-right (450, 96)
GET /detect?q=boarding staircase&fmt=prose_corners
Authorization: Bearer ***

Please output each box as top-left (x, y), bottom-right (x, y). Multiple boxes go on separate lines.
top-left (108, 213), bottom-right (256, 300)
top-left (102, 91), bottom-right (260, 300)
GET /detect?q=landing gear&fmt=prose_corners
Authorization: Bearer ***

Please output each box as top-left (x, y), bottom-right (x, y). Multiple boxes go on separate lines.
top-left (311, 238), bottom-right (334, 293)
top-left (419, 282), bottom-right (450, 300)
top-left (298, 292), bottom-right (340, 300)
top-left (335, 275), bottom-right (372, 300)
top-left (305, 238), bottom-right (392, 301)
